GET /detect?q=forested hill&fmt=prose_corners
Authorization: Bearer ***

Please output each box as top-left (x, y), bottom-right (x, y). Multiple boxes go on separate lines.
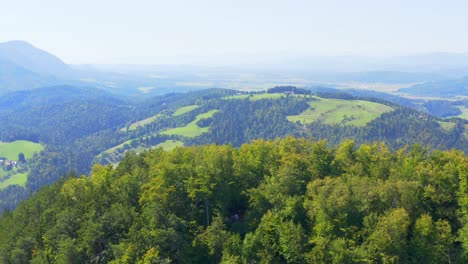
top-left (1, 86), bottom-right (468, 212)
top-left (0, 138), bottom-right (467, 263)
top-left (0, 85), bottom-right (133, 144)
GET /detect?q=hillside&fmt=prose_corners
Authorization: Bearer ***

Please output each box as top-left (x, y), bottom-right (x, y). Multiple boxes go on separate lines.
top-left (287, 97), bottom-right (394, 126)
top-left (0, 138), bottom-right (466, 263)
top-left (96, 90), bottom-right (468, 165)
top-left (0, 85), bottom-right (134, 144)
top-left (0, 87), bottom-right (467, 212)
top-left (399, 76), bottom-right (468, 98)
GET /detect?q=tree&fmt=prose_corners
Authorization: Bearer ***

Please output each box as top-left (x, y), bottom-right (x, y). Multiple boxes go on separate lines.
top-left (361, 208), bottom-right (410, 263)
top-left (18, 152), bottom-right (26, 163)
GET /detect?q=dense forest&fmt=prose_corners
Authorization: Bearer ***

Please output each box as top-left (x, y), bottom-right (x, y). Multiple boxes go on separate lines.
top-left (0, 88), bottom-right (235, 210)
top-left (1, 86), bottom-right (468, 211)
top-left (0, 137), bottom-right (466, 263)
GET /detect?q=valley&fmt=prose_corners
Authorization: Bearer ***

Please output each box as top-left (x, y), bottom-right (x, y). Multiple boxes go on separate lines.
top-left (0, 37), bottom-right (468, 263)
top-left (0, 83), bottom-right (466, 212)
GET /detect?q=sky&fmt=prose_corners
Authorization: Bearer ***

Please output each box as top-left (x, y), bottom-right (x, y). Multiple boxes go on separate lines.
top-left (1, 0), bottom-right (468, 64)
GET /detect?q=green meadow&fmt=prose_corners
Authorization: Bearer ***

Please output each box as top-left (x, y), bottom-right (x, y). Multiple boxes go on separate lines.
top-left (288, 98), bottom-right (394, 126)
top-left (101, 139), bottom-right (135, 155)
top-left (155, 140), bottom-right (184, 151)
top-left (456, 106), bottom-right (468, 120)
top-left (0, 172), bottom-right (28, 190)
top-left (123, 105), bottom-right (201, 132)
top-left (161, 110), bottom-right (218, 137)
top-left (0, 140), bottom-right (44, 160)
top-left (0, 140), bottom-right (43, 189)
top-left (124, 114), bottom-right (163, 131)
top-left (438, 121), bottom-right (457, 131)
top-left (173, 105), bottom-right (200, 116)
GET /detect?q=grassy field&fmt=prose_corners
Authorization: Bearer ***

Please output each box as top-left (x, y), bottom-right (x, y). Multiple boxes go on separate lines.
top-left (0, 172), bottom-right (28, 190)
top-left (0, 140), bottom-right (44, 160)
top-left (0, 140), bottom-right (43, 189)
top-left (173, 105), bottom-right (200, 116)
top-left (121, 105), bottom-right (201, 132)
top-left (124, 114), bottom-right (164, 131)
top-left (0, 169), bottom-right (8, 178)
top-left (223, 94), bottom-right (250, 100)
top-left (438, 121), bottom-right (457, 131)
top-left (101, 139), bottom-right (135, 155)
top-left (155, 140), bottom-right (184, 150)
top-left (161, 110), bottom-right (218, 137)
top-left (456, 106), bottom-right (468, 120)
top-left (224, 93), bottom-right (313, 101)
top-left (98, 139), bottom-right (185, 166)
top-left (223, 93), bottom-right (289, 101)
top-left (287, 98), bottom-right (394, 127)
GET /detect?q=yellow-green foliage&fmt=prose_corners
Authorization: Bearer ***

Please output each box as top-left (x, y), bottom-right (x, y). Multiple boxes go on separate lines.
top-left (0, 138), bottom-right (466, 263)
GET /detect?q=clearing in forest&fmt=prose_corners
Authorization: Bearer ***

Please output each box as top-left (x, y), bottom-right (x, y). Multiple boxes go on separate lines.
top-left (287, 98), bottom-right (394, 126)
top-left (0, 140), bottom-right (44, 160)
top-left (173, 105), bottom-right (200, 116)
top-left (161, 110), bottom-right (218, 137)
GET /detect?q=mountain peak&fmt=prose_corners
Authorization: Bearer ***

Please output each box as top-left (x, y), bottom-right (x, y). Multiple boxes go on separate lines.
top-left (0, 40), bottom-right (70, 77)
top-left (2, 40), bottom-right (35, 47)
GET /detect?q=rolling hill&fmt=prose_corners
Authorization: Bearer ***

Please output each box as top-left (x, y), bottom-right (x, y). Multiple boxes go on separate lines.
top-left (0, 86), bottom-right (467, 212)
top-left (95, 89), bottom-right (468, 166)
top-left (399, 76), bottom-right (468, 98)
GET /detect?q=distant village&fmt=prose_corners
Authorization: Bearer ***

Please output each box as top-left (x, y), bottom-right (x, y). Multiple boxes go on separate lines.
top-left (0, 158), bottom-right (20, 171)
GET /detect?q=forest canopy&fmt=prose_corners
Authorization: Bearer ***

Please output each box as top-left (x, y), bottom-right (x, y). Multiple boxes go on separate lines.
top-left (0, 137), bottom-right (467, 263)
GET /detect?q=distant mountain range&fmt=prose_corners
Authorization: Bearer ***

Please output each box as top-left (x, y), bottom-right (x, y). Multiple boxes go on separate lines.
top-left (0, 40), bottom-right (70, 76)
top-left (1, 40), bottom-right (468, 98)
top-left (0, 41), bottom-right (71, 92)
top-left (0, 41), bottom-right (219, 96)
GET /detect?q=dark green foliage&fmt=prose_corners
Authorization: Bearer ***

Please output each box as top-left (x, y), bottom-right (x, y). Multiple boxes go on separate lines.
top-left (189, 97), bottom-right (310, 147)
top-left (1, 86), bottom-right (467, 214)
top-left (0, 87), bottom-right (238, 210)
top-left (424, 100), bottom-right (462, 117)
top-left (267, 86), bottom-right (311, 95)
top-left (0, 137), bottom-right (466, 263)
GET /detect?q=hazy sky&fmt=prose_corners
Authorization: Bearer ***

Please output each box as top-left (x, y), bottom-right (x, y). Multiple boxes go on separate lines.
top-left (1, 0), bottom-right (467, 64)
